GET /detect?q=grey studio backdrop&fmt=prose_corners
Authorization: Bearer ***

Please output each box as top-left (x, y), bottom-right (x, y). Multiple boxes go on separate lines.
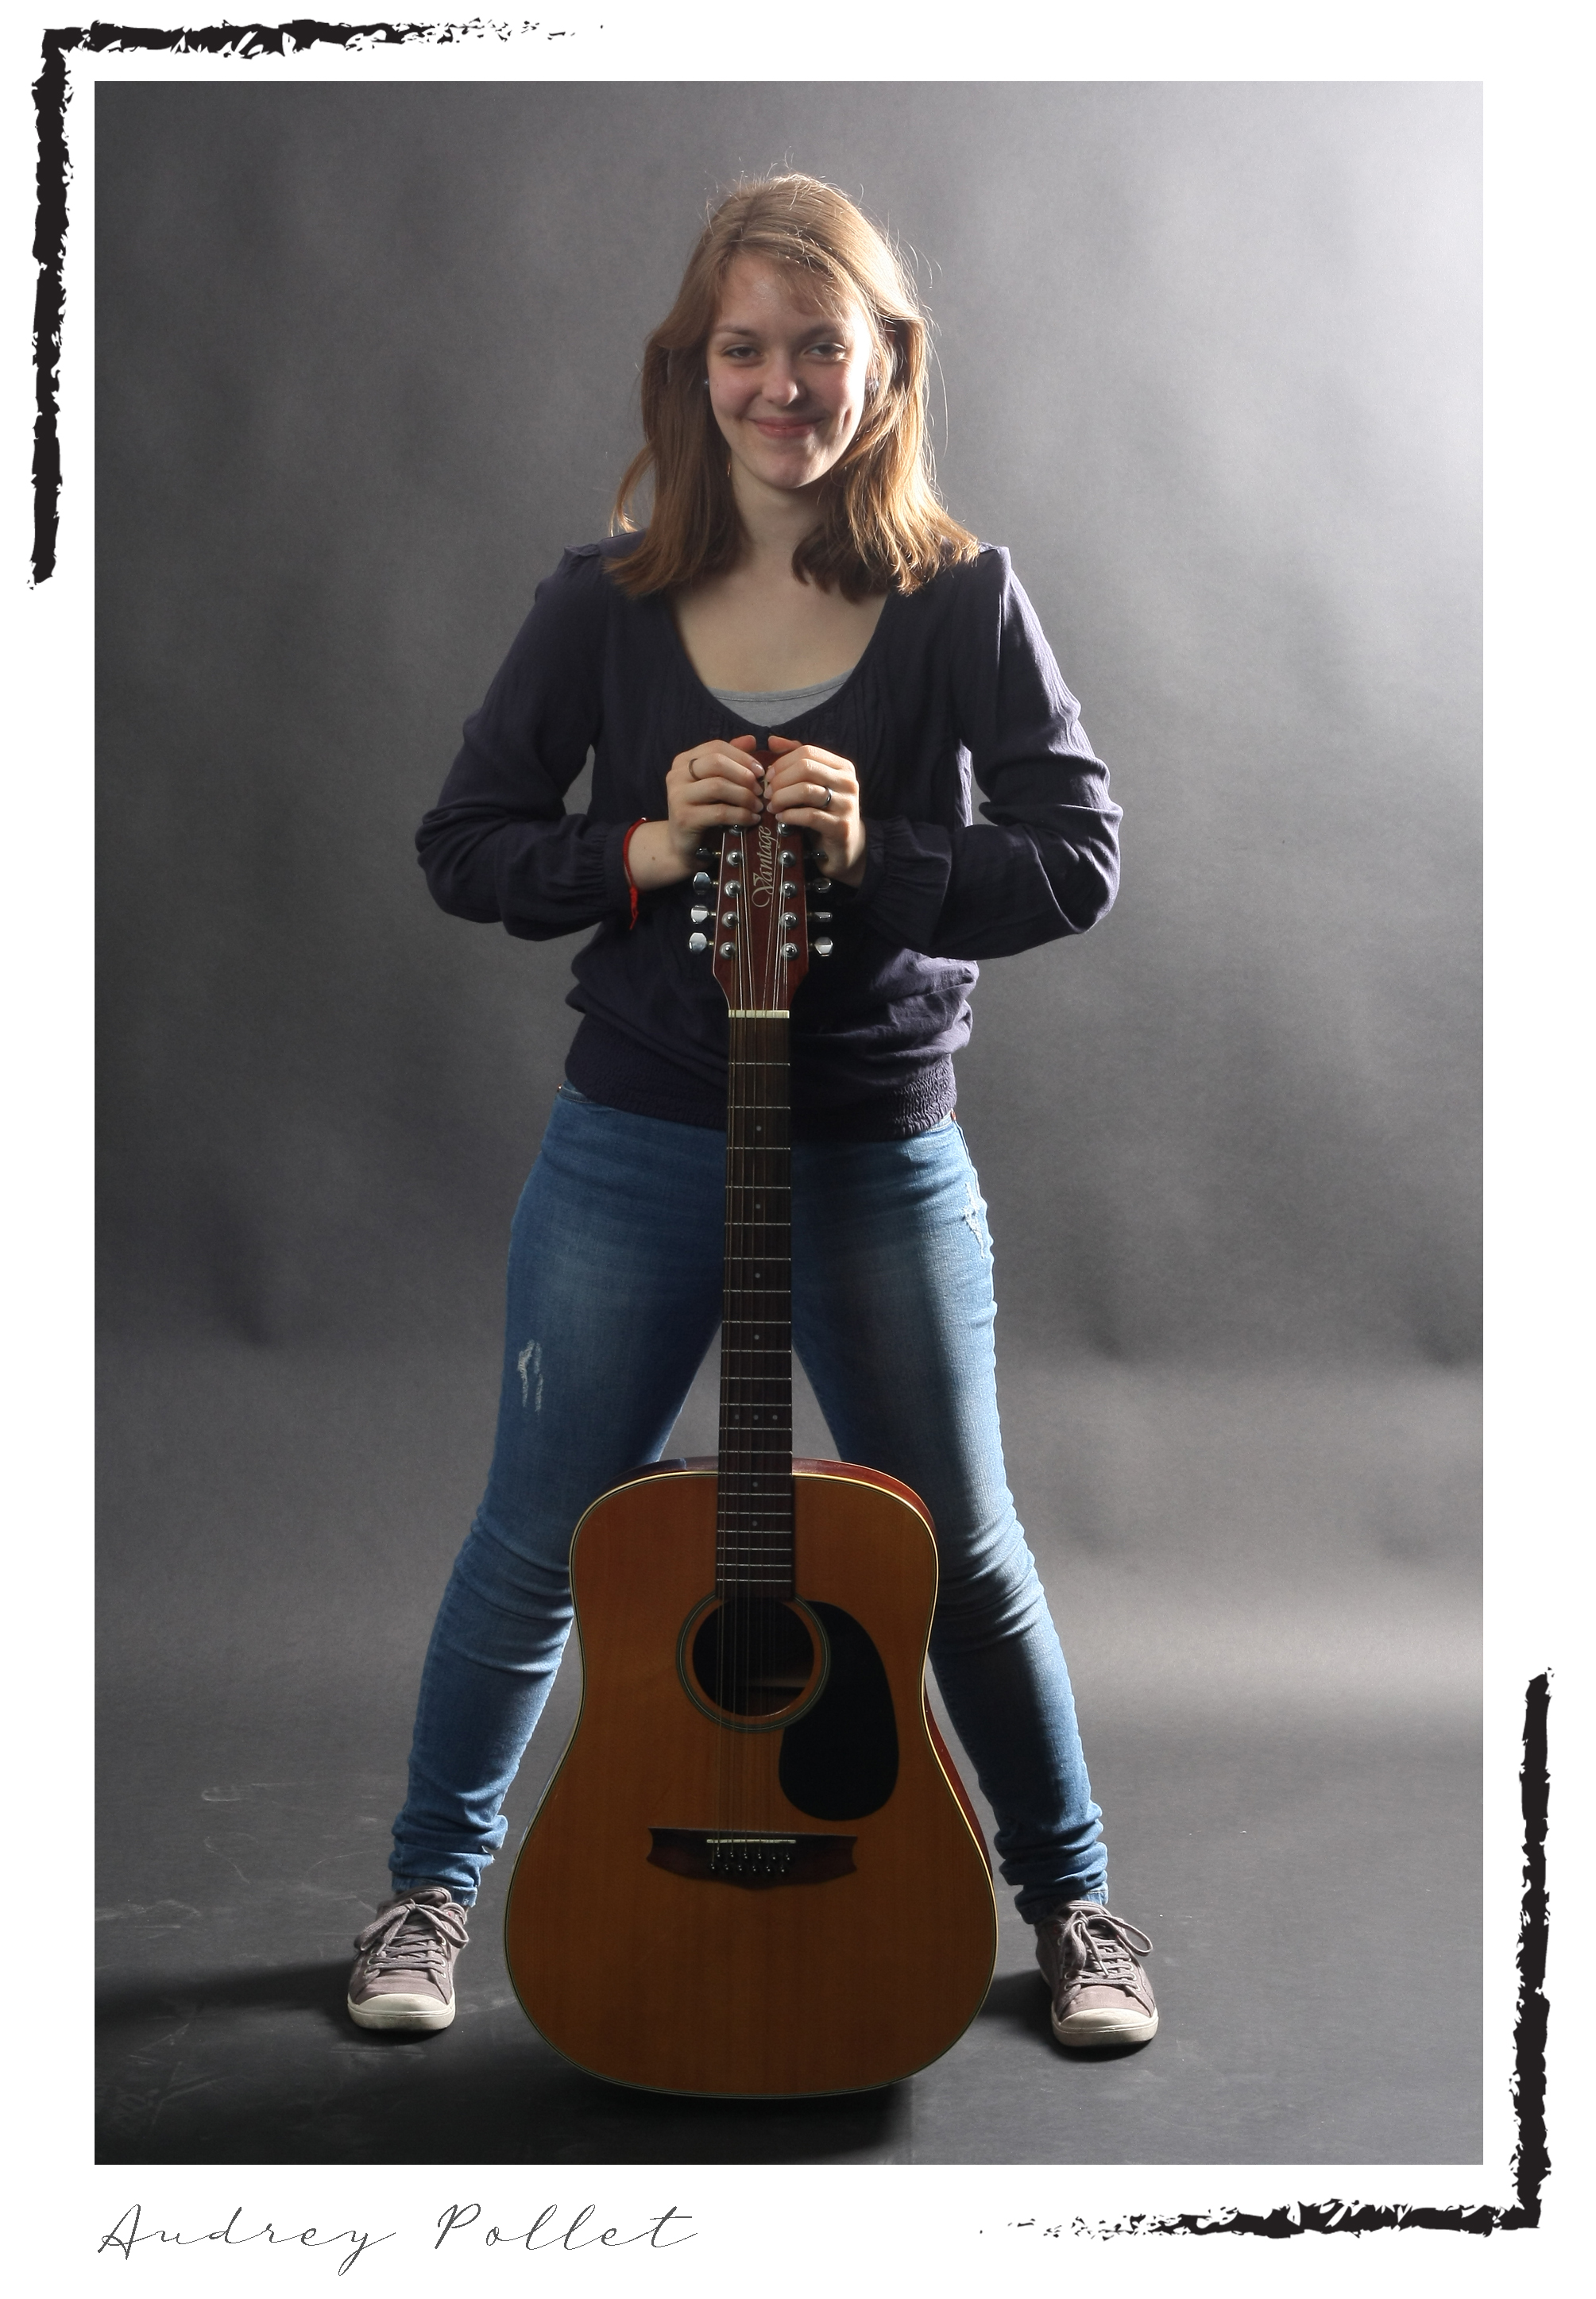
top-left (96, 83), bottom-right (1482, 2166)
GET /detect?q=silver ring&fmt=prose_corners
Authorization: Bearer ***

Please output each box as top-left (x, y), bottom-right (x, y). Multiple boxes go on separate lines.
top-left (820, 785), bottom-right (833, 809)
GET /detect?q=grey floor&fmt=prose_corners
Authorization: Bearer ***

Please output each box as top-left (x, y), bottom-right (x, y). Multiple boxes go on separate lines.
top-left (97, 1342), bottom-right (1483, 2165)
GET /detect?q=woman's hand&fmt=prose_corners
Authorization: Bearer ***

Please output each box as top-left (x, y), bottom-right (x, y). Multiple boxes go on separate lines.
top-left (627, 735), bottom-right (765, 890)
top-left (763, 735), bottom-right (867, 886)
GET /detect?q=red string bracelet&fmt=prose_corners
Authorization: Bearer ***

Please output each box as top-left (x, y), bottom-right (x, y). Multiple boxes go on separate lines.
top-left (620, 817), bottom-right (648, 929)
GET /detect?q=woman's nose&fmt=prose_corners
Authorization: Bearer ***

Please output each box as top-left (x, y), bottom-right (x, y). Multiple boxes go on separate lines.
top-left (761, 361), bottom-right (802, 404)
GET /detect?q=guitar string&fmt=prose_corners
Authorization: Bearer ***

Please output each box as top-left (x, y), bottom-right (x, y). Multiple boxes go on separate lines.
top-left (767, 841), bottom-right (786, 1830)
top-left (723, 836), bottom-right (740, 1841)
top-left (744, 827), bottom-right (763, 1830)
top-left (745, 891), bottom-right (757, 1841)
top-left (756, 851), bottom-right (775, 1836)
top-left (723, 836), bottom-right (742, 1841)
top-left (731, 832), bottom-right (756, 1841)
top-left (736, 848), bottom-right (752, 1837)
top-left (757, 843), bottom-right (779, 1837)
top-left (767, 855), bottom-right (786, 1839)
top-left (717, 837), bottom-right (732, 1843)
top-left (745, 846), bottom-right (759, 1834)
top-left (717, 822), bottom-right (800, 1859)
top-left (760, 847), bottom-right (771, 1787)
top-left (766, 842), bottom-right (790, 1844)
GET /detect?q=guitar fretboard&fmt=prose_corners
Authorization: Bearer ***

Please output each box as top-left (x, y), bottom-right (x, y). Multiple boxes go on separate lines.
top-left (717, 1013), bottom-right (794, 1595)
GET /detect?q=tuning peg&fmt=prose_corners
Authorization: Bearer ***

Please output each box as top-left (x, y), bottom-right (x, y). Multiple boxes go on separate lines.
top-left (692, 871), bottom-right (712, 892)
top-left (720, 941), bottom-right (736, 957)
top-left (781, 941), bottom-right (798, 958)
top-left (812, 938), bottom-right (834, 958)
top-left (690, 906), bottom-right (710, 924)
top-left (688, 933), bottom-right (709, 952)
top-left (809, 910), bottom-right (833, 923)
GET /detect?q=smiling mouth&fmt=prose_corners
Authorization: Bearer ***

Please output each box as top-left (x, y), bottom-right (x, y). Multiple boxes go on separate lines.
top-left (751, 416), bottom-right (820, 436)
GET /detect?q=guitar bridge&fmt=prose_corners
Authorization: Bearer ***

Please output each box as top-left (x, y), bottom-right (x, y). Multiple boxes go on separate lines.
top-left (647, 1828), bottom-right (856, 1888)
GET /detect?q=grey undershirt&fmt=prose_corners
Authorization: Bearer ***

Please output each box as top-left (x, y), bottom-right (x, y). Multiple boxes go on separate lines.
top-left (707, 671), bottom-right (849, 727)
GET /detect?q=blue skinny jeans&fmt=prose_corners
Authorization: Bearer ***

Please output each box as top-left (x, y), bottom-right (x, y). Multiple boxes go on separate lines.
top-left (392, 1087), bottom-right (1107, 1921)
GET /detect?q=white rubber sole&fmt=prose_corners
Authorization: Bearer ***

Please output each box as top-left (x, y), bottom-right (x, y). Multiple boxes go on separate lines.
top-left (1050, 2004), bottom-right (1159, 2050)
top-left (346, 1991), bottom-right (456, 2033)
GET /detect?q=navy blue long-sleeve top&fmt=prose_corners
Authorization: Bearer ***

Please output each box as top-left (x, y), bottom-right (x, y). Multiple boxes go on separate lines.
top-left (416, 532), bottom-right (1120, 1139)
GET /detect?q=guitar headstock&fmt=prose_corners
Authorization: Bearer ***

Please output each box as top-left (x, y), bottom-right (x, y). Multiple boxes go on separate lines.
top-left (706, 780), bottom-right (810, 1017)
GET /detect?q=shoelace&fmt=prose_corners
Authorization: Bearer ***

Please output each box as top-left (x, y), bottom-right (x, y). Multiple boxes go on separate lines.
top-left (353, 1895), bottom-right (468, 1978)
top-left (1048, 1903), bottom-right (1154, 1996)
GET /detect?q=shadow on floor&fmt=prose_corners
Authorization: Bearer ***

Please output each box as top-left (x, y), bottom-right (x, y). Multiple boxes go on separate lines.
top-left (95, 1959), bottom-right (910, 2166)
top-left (97, 1704), bottom-right (1486, 2166)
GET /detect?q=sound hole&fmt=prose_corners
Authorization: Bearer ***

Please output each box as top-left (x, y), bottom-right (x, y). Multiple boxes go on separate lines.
top-left (690, 1598), bottom-right (815, 1718)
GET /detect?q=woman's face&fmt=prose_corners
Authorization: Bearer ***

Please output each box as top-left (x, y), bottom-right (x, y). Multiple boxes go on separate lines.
top-left (705, 253), bottom-right (876, 510)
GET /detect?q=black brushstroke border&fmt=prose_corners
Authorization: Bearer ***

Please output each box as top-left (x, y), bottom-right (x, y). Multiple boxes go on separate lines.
top-left (43, 23), bottom-right (1541, 2237)
top-left (1003, 1672), bottom-right (1550, 2241)
top-left (30, 17), bottom-right (579, 582)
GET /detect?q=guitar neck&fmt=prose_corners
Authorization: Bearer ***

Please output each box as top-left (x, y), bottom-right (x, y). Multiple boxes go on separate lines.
top-left (717, 1010), bottom-right (794, 1597)
top-left (705, 804), bottom-right (810, 1600)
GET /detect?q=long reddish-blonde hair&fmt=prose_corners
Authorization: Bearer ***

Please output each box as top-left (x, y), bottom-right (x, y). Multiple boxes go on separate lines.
top-left (609, 174), bottom-right (977, 601)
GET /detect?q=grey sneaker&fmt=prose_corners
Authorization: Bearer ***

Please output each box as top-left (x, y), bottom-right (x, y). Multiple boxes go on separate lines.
top-left (1033, 1901), bottom-right (1157, 2050)
top-left (347, 1885), bottom-right (469, 2032)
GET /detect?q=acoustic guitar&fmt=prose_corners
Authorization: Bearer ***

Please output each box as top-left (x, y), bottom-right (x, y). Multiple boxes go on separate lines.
top-left (504, 790), bottom-right (998, 2096)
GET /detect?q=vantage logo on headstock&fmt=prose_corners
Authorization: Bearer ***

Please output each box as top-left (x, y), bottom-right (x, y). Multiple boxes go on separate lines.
top-left (749, 821), bottom-right (779, 910)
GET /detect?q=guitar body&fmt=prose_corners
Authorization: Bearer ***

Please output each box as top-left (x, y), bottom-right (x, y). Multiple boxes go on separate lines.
top-left (504, 1461), bottom-right (998, 2096)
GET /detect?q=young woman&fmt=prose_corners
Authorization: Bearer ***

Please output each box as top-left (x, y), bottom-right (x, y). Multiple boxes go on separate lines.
top-left (347, 174), bottom-right (1157, 2060)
